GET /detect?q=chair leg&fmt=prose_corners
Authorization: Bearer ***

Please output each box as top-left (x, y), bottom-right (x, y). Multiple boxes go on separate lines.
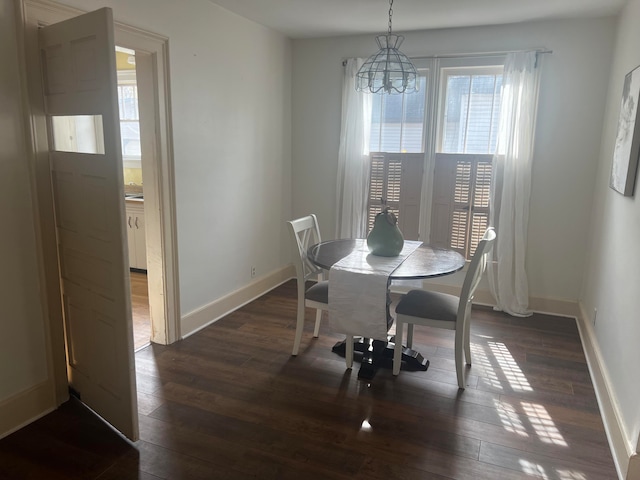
top-left (454, 329), bottom-right (466, 389)
top-left (406, 324), bottom-right (414, 349)
top-left (345, 335), bottom-right (354, 369)
top-left (292, 300), bottom-right (305, 356)
top-left (393, 321), bottom-right (404, 375)
top-left (313, 309), bottom-right (322, 337)
top-left (463, 318), bottom-right (472, 365)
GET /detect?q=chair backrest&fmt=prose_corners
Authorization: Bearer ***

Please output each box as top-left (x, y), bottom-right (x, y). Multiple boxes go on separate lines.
top-left (287, 214), bottom-right (324, 283)
top-left (458, 228), bottom-right (496, 317)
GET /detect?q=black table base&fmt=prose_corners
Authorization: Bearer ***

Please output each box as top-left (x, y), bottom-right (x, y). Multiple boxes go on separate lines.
top-left (331, 337), bottom-right (429, 380)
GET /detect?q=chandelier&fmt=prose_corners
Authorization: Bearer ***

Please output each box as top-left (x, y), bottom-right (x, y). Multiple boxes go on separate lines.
top-left (355, 0), bottom-right (419, 95)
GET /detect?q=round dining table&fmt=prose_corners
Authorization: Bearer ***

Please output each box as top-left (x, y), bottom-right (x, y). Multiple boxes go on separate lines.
top-left (307, 239), bottom-right (465, 379)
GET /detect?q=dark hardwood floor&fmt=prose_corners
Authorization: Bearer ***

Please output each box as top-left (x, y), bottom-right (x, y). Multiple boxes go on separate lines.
top-left (0, 280), bottom-right (617, 479)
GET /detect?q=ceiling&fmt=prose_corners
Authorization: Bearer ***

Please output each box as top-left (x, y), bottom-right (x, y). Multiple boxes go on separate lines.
top-left (208, 0), bottom-right (624, 39)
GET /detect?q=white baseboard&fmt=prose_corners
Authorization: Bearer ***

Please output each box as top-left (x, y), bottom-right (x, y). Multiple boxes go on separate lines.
top-left (0, 381), bottom-right (57, 440)
top-left (181, 265), bottom-right (295, 338)
top-left (527, 295), bottom-right (579, 318)
top-left (577, 302), bottom-right (635, 480)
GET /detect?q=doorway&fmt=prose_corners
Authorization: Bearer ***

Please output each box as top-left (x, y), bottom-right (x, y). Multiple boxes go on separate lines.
top-left (116, 46), bottom-right (152, 350)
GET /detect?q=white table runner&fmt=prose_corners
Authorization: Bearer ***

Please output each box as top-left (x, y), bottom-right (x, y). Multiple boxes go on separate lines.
top-left (328, 240), bottom-right (421, 340)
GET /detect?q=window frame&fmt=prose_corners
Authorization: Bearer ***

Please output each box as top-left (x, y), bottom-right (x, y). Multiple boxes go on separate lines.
top-left (365, 60), bottom-right (436, 241)
top-left (364, 55), bottom-right (505, 259)
top-left (430, 57), bottom-right (504, 258)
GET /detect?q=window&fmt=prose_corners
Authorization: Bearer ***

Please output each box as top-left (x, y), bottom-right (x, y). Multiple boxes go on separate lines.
top-left (367, 74), bottom-right (427, 237)
top-left (433, 65), bottom-right (503, 257)
top-left (440, 67), bottom-right (503, 154)
top-left (369, 76), bottom-right (427, 153)
top-left (118, 82), bottom-right (140, 157)
top-left (117, 68), bottom-right (141, 166)
top-left (366, 58), bottom-right (504, 258)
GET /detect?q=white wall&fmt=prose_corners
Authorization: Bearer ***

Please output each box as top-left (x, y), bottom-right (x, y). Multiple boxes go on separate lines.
top-left (55, 0), bottom-right (294, 319)
top-left (0, 0), bottom-right (49, 407)
top-left (0, 0), bottom-right (55, 437)
top-left (292, 17), bottom-right (616, 304)
top-left (580, 0), bottom-right (640, 470)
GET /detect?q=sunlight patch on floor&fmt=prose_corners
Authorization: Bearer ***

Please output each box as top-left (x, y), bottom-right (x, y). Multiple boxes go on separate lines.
top-left (522, 402), bottom-right (567, 446)
top-left (470, 341), bottom-right (532, 392)
top-left (556, 470), bottom-right (587, 480)
top-left (518, 460), bottom-right (587, 479)
top-left (519, 459), bottom-right (550, 478)
top-left (470, 343), bottom-right (503, 390)
top-left (494, 399), bottom-right (529, 437)
top-left (489, 342), bottom-right (532, 392)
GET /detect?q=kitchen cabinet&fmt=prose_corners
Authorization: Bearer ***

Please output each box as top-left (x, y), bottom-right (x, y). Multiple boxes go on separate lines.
top-left (125, 200), bottom-right (146, 270)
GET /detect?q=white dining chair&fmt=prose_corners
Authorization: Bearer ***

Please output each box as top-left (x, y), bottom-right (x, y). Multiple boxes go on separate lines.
top-left (287, 214), bottom-right (353, 368)
top-left (392, 228), bottom-right (496, 388)
top-left (287, 214), bottom-right (330, 356)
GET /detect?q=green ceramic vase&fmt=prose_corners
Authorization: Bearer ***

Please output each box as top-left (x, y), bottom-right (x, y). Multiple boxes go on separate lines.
top-left (367, 207), bottom-right (404, 257)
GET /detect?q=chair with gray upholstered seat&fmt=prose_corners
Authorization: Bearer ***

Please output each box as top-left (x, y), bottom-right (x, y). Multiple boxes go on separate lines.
top-left (287, 214), bottom-right (329, 356)
top-left (392, 228), bottom-right (496, 388)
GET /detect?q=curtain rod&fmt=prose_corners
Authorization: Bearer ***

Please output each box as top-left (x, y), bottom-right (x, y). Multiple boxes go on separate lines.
top-left (342, 48), bottom-right (552, 66)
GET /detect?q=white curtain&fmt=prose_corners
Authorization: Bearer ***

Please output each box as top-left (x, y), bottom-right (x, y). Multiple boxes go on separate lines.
top-left (336, 58), bottom-right (372, 239)
top-left (488, 51), bottom-right (542, 317)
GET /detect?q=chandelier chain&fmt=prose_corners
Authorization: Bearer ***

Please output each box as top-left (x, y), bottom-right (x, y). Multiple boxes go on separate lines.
top-left (388, 0), bottom-right (394, 35)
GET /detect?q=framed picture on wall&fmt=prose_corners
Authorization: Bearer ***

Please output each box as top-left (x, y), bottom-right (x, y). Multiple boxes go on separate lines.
top-left (610, 64), bottom-right (640, 196)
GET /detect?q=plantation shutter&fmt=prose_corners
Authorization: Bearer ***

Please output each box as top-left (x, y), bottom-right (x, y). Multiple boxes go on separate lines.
top-left (396, 154), bottom-right (423, 240)
top-left (368, 153), bottom-right (387, 230)
top-left (431, 155), bottom-right (458, 250)
top-left (367, 153), bottom-right (423, 240)
top-left (430, 154), bottom-right (493, 258)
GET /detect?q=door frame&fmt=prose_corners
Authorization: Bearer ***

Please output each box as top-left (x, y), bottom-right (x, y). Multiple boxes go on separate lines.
top-left (17, 0), bottom-right (180, 405)
top-left (114, 19), bottom-right (180, 347)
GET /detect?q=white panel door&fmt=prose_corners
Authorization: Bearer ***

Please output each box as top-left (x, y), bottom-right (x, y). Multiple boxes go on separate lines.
top-left (39, 7), bottom-right (138, 440)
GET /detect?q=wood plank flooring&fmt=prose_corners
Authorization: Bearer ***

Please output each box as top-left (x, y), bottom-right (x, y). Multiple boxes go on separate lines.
top-left (0, 280), bottom-right (617, 479)
top-left (130, 271), bottom-right (151, 351)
